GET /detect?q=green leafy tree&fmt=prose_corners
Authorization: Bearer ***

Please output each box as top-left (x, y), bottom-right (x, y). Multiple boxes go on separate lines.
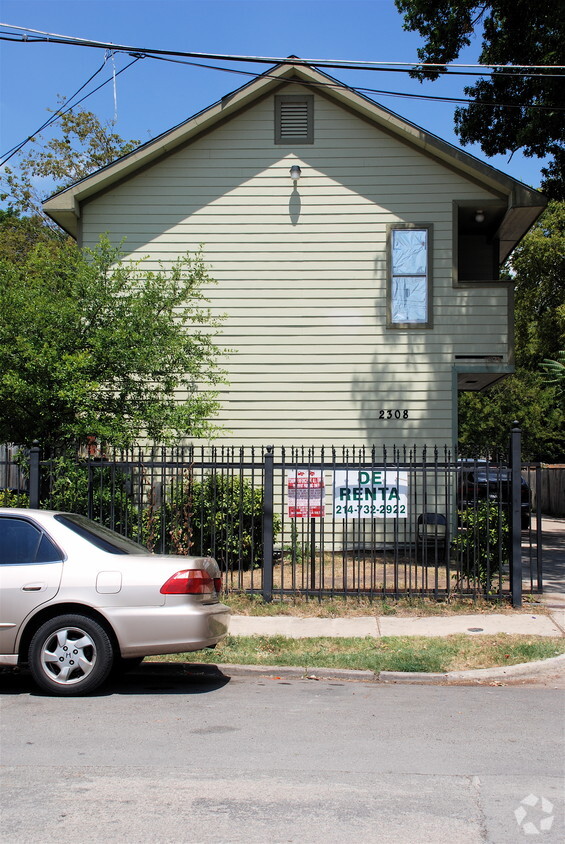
top-left (1, 103), bottom-right (140, 221)
top-left (458, 371), bottom-right (563, 461)
top-left (0, 209), bottom-right (65, 263)
top-left (541, 352), bottom-right (565, 401)
top-left (458, 201), bottom-right (565, 460)
top-left (395, 1), bottom-right (565, 198)
top-left (511, 201), bottom-right (565, 368)
top-left (0, 237), bottom-right (227, 450)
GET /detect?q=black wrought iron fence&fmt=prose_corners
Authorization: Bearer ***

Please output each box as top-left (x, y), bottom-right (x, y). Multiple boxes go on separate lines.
top-left (0, 429), bottom-right (548, 605)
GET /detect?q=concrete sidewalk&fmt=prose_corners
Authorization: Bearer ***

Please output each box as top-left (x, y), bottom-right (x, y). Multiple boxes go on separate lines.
top-left (231, 517), bottom-right (565, 639)
top-left (229, 610), bottom-right (565, 639)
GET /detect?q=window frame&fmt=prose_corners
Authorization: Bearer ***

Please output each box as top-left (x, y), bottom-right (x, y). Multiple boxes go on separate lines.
top-left (274, 94), bottom-right (314, 145)
top-left (386, 223), bottom-right (433, 329)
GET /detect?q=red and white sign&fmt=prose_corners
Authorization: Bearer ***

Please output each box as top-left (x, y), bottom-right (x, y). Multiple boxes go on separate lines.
top-left (287, 470), bottom-right (325, 518)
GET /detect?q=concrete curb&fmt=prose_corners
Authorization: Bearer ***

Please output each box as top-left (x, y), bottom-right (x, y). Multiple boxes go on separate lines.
top-left (379, 652), bottom-right (565, 684)
top-left (217, 663), bottom-right (376, 683)
top-left (214, 652), bottom-right (565, 685)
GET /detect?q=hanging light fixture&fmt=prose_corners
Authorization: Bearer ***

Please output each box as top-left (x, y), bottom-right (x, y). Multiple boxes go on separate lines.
top-left (475, 209), bottom-right (485, 223)
top-left (289, 165), bottom-right (302, 181)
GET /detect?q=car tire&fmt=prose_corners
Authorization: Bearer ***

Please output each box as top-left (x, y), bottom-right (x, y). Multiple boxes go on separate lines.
top-left (28, 614), bottom-right (114, 696)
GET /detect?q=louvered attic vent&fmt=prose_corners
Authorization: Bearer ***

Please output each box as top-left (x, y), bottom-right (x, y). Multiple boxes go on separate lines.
top-left (275, 95), bottom-right (314, 144)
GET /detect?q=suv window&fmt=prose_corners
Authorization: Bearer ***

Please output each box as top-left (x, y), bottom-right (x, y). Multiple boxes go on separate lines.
top-left (0, 517), bottom-right (63, 565)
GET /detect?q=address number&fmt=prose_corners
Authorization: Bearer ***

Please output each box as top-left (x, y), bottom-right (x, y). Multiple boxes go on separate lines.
top-left (379, 410), bottom-right (409, 419)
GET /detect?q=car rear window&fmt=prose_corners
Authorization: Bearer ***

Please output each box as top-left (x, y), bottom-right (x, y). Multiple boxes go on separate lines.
top-left (0, 517), bottom-right (63, 565)
top-left (54, 514), bottom-right (152, 555)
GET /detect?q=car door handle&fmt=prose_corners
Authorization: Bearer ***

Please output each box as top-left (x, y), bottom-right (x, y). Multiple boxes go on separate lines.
top-left (22, 583), bottom-right (47, 592)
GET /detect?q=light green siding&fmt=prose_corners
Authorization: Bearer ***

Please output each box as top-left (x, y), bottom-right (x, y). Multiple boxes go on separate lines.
top-left (80, 85), bottom-right (511, 449)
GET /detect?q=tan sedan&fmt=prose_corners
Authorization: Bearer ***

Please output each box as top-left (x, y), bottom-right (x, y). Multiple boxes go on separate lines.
top-left (0, 509), bottom-right (230, 695)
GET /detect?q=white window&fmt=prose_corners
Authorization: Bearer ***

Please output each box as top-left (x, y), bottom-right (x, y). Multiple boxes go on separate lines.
top-left (388, 226), bottom-right (432, 328)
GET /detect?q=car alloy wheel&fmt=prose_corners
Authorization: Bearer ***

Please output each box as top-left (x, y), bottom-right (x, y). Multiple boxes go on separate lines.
top-left (29, 614), bottom-right (114, 696)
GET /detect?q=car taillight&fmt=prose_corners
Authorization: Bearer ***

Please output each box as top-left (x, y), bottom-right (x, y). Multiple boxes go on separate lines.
top-left (160, 569), bottom-right (217, 595)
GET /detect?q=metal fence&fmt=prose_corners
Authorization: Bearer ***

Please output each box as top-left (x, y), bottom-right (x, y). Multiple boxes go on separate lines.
top-left (1, 431), bottom-right (546, 606)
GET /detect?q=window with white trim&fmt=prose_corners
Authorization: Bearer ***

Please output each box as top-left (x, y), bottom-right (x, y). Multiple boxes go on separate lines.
top-left (388, 225), bottom-right (432, 328)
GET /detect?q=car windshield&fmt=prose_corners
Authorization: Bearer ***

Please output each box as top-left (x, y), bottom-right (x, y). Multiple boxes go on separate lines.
top-left (54, 514), bottom-right (152, 556)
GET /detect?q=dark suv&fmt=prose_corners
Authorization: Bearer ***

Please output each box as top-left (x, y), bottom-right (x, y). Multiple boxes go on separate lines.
top-left (457, 463), bottom-right (531, 530)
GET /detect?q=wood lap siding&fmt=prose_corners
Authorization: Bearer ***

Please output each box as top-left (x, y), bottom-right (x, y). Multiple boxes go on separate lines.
top-left (81, 87), bottom-right (508, 448)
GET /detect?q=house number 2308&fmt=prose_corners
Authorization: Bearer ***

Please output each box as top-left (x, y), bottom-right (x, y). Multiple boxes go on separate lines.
top-left (379, 410), bottom-right (409, 419)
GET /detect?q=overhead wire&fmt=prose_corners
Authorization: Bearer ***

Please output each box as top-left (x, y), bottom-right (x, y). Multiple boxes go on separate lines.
top-left (1, 22), bottom-right (564, 77)
top-left (1, 57), bottom-right (109, 162)
top-left (145, 52), bottom-right (565, 111)
top-left (1, 22), bottom-right (562, 167)
top-left (0, 55), bottom-right (143, 166)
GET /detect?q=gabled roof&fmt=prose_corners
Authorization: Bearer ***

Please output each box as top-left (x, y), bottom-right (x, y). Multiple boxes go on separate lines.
top-left (43, 59), bottom-right (546, 254)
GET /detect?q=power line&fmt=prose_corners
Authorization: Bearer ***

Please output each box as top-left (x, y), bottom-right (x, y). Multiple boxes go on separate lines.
top-left (2, 44), bottom-right (561, 167)
top-left (0, 55), bottom-right (142, 166)
top-left (1, 24), bottom-right (561, 168)
top-left (146, 53), bottom-right (565, 111)
top-left (1, 22), bottom-right (564, 77)
top-left (1, 57), bottom-right (109, 163)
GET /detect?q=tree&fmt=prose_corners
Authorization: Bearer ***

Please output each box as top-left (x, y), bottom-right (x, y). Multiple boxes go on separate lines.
top-left (458, 371), bottom-right (563, 461)
top-left (0, 237), bottom-right (227, 450)
top-left (1, 103), bottom-right (140, 221)
top-left (395, 1), bottom-right (565, 198)
top-left (511, 201), bottom-right (565, 368)
top-left (541, 352), bottom-right (565, 402)
top-left (458, 202), bottom-right (565, 461)
top-left (0, 209), bottom-right (64, 263)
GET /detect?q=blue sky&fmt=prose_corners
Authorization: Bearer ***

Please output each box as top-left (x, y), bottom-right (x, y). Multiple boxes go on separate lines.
top-left (0, 0), bottom-right (547, 196)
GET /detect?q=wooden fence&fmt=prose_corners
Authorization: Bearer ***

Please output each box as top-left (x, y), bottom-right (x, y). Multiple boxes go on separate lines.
top-left (525, 466), bottom-right (565, 518)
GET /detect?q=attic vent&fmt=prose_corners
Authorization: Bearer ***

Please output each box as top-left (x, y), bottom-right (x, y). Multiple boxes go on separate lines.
top-left (275, 95), bottom-right (314, 144)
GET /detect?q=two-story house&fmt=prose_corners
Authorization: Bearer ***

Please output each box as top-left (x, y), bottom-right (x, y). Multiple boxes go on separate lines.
top-left (44, 59), bottom-right (546, 451)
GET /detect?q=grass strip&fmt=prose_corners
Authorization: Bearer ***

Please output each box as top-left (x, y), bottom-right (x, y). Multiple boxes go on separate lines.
top-left (147, 634), bottom-right (565, 674)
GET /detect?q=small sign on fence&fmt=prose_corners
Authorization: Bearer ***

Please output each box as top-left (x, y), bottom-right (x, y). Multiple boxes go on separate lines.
top-left (287, 470), bottom-right (325, 518)
top-left (333, 469), bottom-right (408, 519)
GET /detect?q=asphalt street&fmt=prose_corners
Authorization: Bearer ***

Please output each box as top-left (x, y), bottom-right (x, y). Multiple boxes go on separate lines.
top-left (1, 667), bottom-right (563, 843)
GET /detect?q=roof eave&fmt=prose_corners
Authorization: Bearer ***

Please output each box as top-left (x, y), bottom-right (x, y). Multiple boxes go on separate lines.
top-left (42, 60), bottom-right (547, 246)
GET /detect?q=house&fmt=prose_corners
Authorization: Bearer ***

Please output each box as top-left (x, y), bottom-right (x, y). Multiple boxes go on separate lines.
top-left (43, 60), bottom-right (546, 451)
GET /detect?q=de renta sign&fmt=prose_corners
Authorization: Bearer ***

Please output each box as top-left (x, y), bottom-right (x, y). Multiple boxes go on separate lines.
top-left (333, 469), bottom-right (408, 519)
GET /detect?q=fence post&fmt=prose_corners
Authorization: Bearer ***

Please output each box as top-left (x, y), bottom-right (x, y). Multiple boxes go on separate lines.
top-left (510, 422), bottom-right (522, 607)
top-left (535, 463), bottom-right (543, 592)
top-left (29, 441), bottom-right (40, 509)
top-left (262, 445), bottom-right (274, 602)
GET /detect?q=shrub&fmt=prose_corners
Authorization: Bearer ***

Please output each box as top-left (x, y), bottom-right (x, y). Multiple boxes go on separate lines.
top-left (0, 489), bottom-right (29, 507)
top-left (42, 455), bottom-right (138, 536)
top-left (452, 502), bottom-right (510, 593)
top-left (145, 473), bottom-right (279, 570)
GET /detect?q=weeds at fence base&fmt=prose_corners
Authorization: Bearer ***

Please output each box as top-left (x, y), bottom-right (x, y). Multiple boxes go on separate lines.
top-left (222, 548), bottom-right (514, 602)
top-left (222, 591), bottom-right (535, 618)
